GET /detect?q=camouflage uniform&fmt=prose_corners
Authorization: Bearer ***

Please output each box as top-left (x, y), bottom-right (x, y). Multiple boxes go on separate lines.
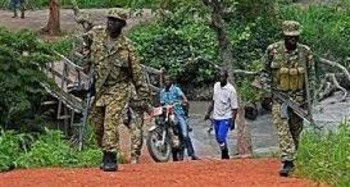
top-left (124, 84), bottom-right (146, 163)
top-left (84, 10), bottom-right (150, 154)
top-left (260, 21), bottom-right (316, 162)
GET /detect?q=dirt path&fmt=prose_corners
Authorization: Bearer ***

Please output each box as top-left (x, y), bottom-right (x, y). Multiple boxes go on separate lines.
top-left (0, 159), bottom-right (319, 187)
top-left (0, 9), bottom-right (153, 34)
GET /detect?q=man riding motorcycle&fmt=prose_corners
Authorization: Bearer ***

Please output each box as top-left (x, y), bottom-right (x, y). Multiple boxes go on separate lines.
top-left (159, 75), bottom-right (200, 161)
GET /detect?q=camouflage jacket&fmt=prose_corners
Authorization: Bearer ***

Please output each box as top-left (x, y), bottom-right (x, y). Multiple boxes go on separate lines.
top-left (83, 26), bottom-right (150, 104)
top-left (260, 41), bottom-right (316, 104)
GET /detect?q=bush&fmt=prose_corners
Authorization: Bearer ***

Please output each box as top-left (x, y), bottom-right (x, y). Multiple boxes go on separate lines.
top-left (0, 28), bottom-right (54, 129)
top-left (0, 131), bottom-right (22, 171)
top-left (0, 125), bottom-right (129, 171)
top-left (0, 128), bottom-right (96, 171)
top-left (16, 129), bottom-right (79, 168)
top-left (0, 28), bottom-right (76, 131)
top-left (279, 4), bottom-right (350, 64)
top-left (130, 2), bottom-right (350, 102)
top-left (129, 12), bottom-right (220, 86)
top-left (75, 148), bottom-right (102, 167)
top-left (296, 122), bottom-right (350, 186)
top-left (128, 2), bottom-right (278, 101)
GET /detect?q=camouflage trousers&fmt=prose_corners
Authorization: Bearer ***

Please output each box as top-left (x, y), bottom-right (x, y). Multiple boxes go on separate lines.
top-left (272, 102), bottom-right (303, 162)
top-left (128, 109), bottom-right (144, 160)
top-left (90, 88), bottom-right (128, 153)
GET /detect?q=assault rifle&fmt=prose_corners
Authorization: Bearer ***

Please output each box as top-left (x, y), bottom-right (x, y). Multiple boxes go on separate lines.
top-left (78, 67), bottom-right (94, 151)
top-left (273, 91), bottom-right (322, 131)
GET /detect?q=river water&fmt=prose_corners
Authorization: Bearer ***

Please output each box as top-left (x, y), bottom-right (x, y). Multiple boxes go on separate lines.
top-left (186, 92), bottom-right (350, 159)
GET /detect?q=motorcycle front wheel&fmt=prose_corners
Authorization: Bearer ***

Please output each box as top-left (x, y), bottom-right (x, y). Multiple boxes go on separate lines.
top-left (146, 127), bottom-right (171, 162)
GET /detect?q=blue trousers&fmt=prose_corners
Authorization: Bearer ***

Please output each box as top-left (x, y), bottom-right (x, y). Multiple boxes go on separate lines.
top-left (213, 118), bottom-right (232, 148)
top-left (11, 0), bottom-right (24, 9)
top-left (11, 0), bottom-right (21, 8)
top-left (176, 114), bottom-right (195, 156)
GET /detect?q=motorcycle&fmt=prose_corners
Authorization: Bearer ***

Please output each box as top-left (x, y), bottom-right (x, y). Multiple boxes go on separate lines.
top-left (146, 103), bottom-right (186, 162)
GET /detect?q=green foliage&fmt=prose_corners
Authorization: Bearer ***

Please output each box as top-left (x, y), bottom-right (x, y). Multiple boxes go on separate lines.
top-left (16, 129), bottom-right (79, 168)
top-left (235, 0), bottom-right (277, 21)
top-left (296, 122), bottom-right (350, 186)
top-left (0, 130), bottom-right (22, 171)
top-left (130, 2), bottom-right (350, 102)
top-left (279, 4), bottom-right (350, 64)
top-left (128, 0), bottom-right (278, 100)
top-left (127, 0), bottom-right (200, 10)
top-left (238, 79), bottom-right (264, 103)
top-left (129, 12), bottom-right (220, 85)
top-left (49, 37), bottom-right (75, 57)
top-left (75, 148), bottom-right (102, 167)
top-left (0, 125), bottom-right (129, 171)
top-left (0, 28), bottom-right (77, 130)
top-left (0, 28), bottom-right (54, 128)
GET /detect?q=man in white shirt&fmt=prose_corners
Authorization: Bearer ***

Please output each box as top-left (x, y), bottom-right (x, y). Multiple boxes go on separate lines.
top-left (205, 69), bottom-right (238, 159)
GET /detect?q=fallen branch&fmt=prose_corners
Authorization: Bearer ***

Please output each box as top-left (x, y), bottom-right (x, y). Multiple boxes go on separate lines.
top-left (320, 58), bottom-right (350, 82)
top-left (316, 58), bottom-right (350, 101)
top-left (328, 73), bottom-right (348, 101)
top-left (316, 74), bottom-right (329, 101)
top-left (320, 82), bottom-right (334, 100)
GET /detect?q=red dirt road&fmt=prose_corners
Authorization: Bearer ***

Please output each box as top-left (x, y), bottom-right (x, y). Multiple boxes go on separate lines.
top-left (0, 159), bottom-right (319, 187)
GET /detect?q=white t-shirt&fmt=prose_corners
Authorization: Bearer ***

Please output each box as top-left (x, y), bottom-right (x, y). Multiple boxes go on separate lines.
top-left (212, 82), bottom-right (238, 120)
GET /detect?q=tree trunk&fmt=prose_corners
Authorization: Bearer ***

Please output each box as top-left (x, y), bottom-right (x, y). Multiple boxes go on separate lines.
top-left (207, 0), bottom-right (252, 157)
top-left (42, 0), bottom-right (61, 35)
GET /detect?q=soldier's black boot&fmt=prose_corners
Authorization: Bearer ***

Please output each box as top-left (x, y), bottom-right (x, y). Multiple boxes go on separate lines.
top-left (279, 161), bottom-right (295, 177)
top-left (221, 147), bottom-right (230, 159)
top-left (102, 152), bottom-right (118, 172)
top-left (99, 151), bottom-right (107, 170)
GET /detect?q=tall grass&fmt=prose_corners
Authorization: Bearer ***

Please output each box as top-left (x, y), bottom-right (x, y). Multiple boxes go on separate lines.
top-left (0, 126), bottom-right (127, 171)
top-left (296, 122), bottom-right (350, 186)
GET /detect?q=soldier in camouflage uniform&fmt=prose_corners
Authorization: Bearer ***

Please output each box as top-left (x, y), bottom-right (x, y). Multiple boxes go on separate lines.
top-left (11, 0), bottom-right (25, 18)
top-left (260, 21), bottom-right (316, 177)
top-left (84, 9), bottom-right (150, 172)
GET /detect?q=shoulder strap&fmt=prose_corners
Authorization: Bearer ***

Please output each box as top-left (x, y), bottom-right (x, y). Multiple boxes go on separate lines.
top-left (95, 36), bottom-right (127, 93)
